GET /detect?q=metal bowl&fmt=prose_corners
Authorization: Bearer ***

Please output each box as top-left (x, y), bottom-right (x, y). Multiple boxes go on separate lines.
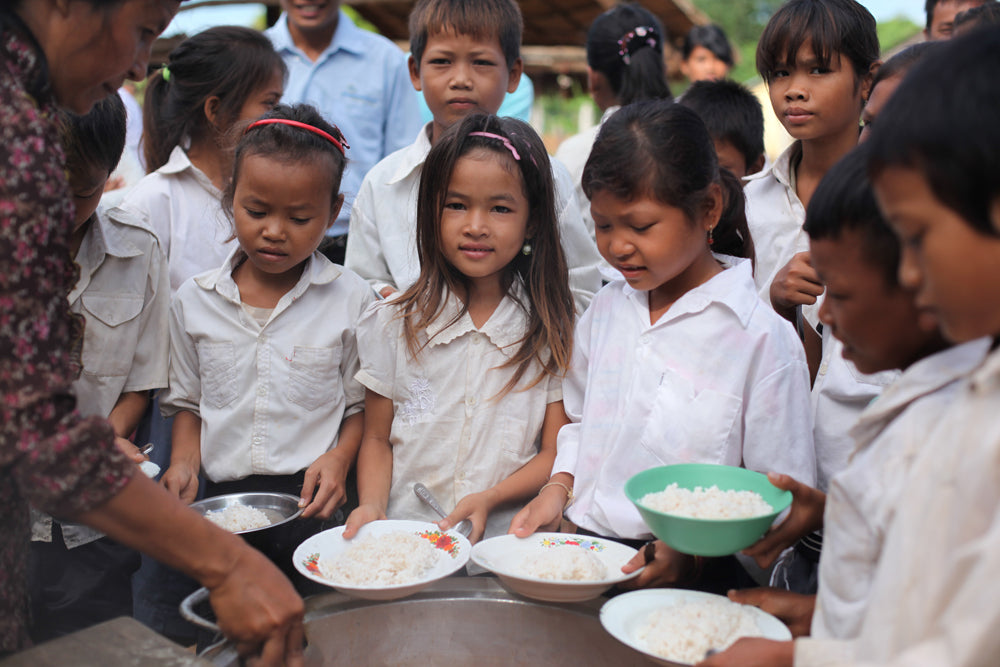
top-left (189, 492), bottom-right (303, 535)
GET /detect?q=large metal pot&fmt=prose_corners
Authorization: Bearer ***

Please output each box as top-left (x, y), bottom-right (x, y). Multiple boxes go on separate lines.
top-left (193, 578), bottom-right (653, 665)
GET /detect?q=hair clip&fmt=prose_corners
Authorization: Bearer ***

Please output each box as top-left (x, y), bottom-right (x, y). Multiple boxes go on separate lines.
top-left (469, 131), bottom-right (520, 161)
top-left (160, 65), bottom-right (171, 82)
top-left (244, 118), bottom-right (349, 156)
top-left (617, 25), bottom-right (659, 65)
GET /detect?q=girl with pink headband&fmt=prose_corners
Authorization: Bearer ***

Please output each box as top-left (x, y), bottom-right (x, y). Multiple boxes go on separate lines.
top-left (344, 114), bottom-right (576, 544)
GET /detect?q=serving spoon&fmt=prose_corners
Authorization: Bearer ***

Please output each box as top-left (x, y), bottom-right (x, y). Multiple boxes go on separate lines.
top-left (413, 483), bottom-right (473, 538)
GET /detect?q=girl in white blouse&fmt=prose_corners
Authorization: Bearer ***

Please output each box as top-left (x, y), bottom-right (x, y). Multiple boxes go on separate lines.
top-left (343, 115), bottom-right (576, 543)
top-left (512, 101), bottom-right (816, 592)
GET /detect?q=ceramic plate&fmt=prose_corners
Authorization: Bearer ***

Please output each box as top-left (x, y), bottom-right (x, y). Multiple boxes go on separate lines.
top-left (293, 519), bottom-right (470, 600)
top-left (600, 588), bottom-right (792, 666)
top-left (470, 533), bottom-right (642, 603)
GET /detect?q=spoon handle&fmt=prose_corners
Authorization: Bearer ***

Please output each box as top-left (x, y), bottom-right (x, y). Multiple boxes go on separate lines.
top-left (414, 483), bottom-right (448, 519)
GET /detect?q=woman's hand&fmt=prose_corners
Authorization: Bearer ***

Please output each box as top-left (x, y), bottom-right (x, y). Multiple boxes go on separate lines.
top-left (696, 637), bottom-right (794, 667)
top-left (508, 484), bottom-right (566, 537)
top-left (440, 490), bottom-right (494, 543)
top-left (299, 449), bottom-right (351, 520)
top-left (620, 540), bottom-right (697, 589)
top-left (162, 461), bottom-right (199, 504)
top-left (742, 472), bottom-right (826, 569)
top-left (342, 503), bottom-right (385, 539)
top-left (113, 436), bottom-right (148, 463)
top-left (726, 588), bottom-right (815, 638)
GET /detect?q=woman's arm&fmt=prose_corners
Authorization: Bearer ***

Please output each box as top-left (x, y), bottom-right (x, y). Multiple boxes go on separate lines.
top-left (162, 409), bottom-right (202, 503)
top-left (342, 390), bottom-right (394, 538)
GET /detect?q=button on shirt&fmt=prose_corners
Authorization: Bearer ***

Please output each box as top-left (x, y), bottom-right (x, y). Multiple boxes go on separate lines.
top-left (266, 12), bottom-right (422, 235)
top-left (355, 285), bottom-right (562, 540)
top-left (160, 249), bottom-right (374, 482)
top-left (112, 145), bottom-right (236, 293)
top-left (344, 123), bottom-right (604, 313)
top-left (552, 257), bottom-right (816, 539)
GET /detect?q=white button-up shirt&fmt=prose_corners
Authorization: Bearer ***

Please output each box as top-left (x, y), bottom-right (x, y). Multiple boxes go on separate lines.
top-left (811, 338), bottom-right (990, 642)
top-left (112, 146), bottom-right (236, 293)
top-left (344, 124), bottom-right (604, 312)
top-left (355, 286), bottom-right (562, 540)
top-left (553, 256), bottom-right (816, 539)
top-left (161, 249), bottom-right (374, 482)
top-left (796, 343), bottom-right (1000, 666)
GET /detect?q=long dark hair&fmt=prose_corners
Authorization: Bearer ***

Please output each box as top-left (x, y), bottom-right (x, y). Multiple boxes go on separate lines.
top-left (586, 3), bottom-right (671, 105)
top-left (583, 100), bottom-right (754, 266)
top-left (396, 114), bottom-right (575, 394)
top-left (142, 25), bottom-right (286, 172)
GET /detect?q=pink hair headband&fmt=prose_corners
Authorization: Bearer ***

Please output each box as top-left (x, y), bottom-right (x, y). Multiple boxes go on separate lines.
top-left (244, 118), bottom-right (350, 156)
top-left (469, 131), bottom-right (521, 161)
top-left (618, 25), bottom-right (659, 65)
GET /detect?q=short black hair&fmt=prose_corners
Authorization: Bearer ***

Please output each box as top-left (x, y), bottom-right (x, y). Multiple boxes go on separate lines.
top-left (954, 2), bottom-right (1000, 31)
top-left (409, 0), bottom-right (522, 69)
top-left (805, 145), bottom-right (900, 287)
top-left (868, 27), bottom-right (1000, 238)
top-left (683, 24), bottom-right (734, 66)
top-left (757, 0), bottom-right (879, 84)
top-left (679, 79), bottom-right (764, 172)
top-left (871, 42), bottom-right (941, 91)
top-left (60, 93), bottom-right (127, 176)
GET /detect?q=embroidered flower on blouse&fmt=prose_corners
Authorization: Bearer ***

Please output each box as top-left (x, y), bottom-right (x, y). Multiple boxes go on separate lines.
top-left (399, 377), bottom-right (435, 425)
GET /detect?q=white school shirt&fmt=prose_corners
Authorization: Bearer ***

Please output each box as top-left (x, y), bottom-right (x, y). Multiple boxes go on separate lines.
top-left (355, 285), bottom-right (562, 540)
top-left (795, 342), bottom-right (1000, 666)
top-left (743, 142), bottom-right (820, 329)
top-left (811, 327), bottom-right (899, 492)
top-left (811, 338), bottom-right (990, 641)
top-left (32, 207), bottom-right (170, 549)
top-left (553, 256), bottom-right (816, 539)
top-left (344, 123), bottom-right (604, 312)
top-left (112, 145), bottom-right (236, 293)
top-left (160, 249), bottom-right (374, 482)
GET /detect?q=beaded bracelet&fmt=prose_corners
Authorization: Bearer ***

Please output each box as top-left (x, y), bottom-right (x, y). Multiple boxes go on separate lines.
top-left (539, 481), bottom-right (575, 510)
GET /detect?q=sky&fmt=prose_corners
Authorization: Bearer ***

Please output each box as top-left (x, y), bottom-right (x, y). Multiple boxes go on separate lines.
top-left (163, 1), bottom-right (926, 38)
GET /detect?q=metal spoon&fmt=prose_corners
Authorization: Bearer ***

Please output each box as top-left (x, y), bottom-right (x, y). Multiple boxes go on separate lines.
top-left (413, 483), bottom-right (473, 537)
top-left (140, 443), bottom-right (154, 457)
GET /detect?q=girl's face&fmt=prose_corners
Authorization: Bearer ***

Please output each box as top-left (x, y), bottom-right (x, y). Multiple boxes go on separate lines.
top-left (232, 153), bottom-right (340, 282)
top-left (439, 148), bottom-right (529, 295)
top-left (236, 69), bottom-right (284, 126)
top-left (874, 165), bottom-right (1000, 342)
top-left (590, 188), bottom-right (721, 303)
top-left (681, 46), bottom-right (730, 83)
top-left (42, 0), bottom-right (178, 114)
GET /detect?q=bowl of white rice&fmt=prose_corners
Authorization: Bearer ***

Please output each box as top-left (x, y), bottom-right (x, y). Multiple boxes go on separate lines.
top-left (189, 492), bottom-right (303, 535)
top-left (470, 533), bottom-right (642, 603)
top-left (294, 520), bottom-right (471, 600)
top-left (625, 464), bottom-right (792, 557)
top-left (600, 589), bottom-right (791, 665)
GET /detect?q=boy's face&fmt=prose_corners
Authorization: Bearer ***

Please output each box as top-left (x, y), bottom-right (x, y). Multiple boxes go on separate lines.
top-left (281, 0), bottom-right (341, 35)
top-left (714, 140), bottom-right (764, 182)
top-left (926, 0), bottom-right (984, 40)
top-left (767, 40), bottom-right (869, 144)
top-left (811, 229), bottom-right (940, 374)
top-left (69, 162), bottom-right (110, 231)
top-left (859, 74), bottom-right (904, 144)
top-left (874, 165), bottom-right (1000, 343)
top-left (410, 30), bottom-right (522, 144)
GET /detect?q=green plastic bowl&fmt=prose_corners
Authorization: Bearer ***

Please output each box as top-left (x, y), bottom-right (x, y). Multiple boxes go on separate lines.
top-left (625, 463), bottom-right (792, 557)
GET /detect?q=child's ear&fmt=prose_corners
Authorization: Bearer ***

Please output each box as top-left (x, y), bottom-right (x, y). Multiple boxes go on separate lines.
top-left (990, 196), bottom-right (1000, 236)
top-left (703, 182), bottom-right (724, 229)
top-left (748, 154), bottom-right (766, 177)
top-left (329, 194), bottom-right (345, 229)
top-left (203, 96), bottom-right (222, 130)
top-left (506, 57), bottom-right (524, 95)
top-left (408, 54), bottom-right (422, 92)
top-left (861, 60), bottom-right (880, 102)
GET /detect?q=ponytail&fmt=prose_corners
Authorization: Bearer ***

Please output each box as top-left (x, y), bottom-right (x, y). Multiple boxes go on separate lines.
top-left (713, 168), bottom-right (755, 268)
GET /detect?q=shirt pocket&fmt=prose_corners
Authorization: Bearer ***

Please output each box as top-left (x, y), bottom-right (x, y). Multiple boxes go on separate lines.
top-left (637, 367), bottom-right (743, 466)
top-left (286, 345), bottom-right (343, 412)
top-left (80, 293), bottom-right (144, 376)
top-left (197, 341), bottom-right (238, 409)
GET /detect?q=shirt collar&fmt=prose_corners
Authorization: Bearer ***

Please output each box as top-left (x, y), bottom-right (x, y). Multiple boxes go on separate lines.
top-left (270, 11), bottom-right (366, 60)
top-left (623, 254), bottom-right (759, 329)
top-left (422, 282), bottom-right (530, 356)
top-left (969, 339), bottom-right (1000, 394)
top-left (196, 246), bottom-right (342, 312)
top-left (158, 145), bottom-right (221, 195)
top-left (70, 209), bottom-right (144, 302)
top-left (388, 123), bottom-right (434, 184)
top-left (745, 141), bottom-right (801, 190)
top-left (0, 9), bottom-right (52, 103)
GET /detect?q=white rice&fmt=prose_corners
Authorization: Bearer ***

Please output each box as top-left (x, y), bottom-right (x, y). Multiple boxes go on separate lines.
top-left (640, 483), bottom-right (773, 519)
top-left (204, 504), bottom-right (272, 532)
top-left (519, 544), bottom-right (608, 581)
top-left (636, 598), bottom-right (765, 664)
top-left (320, 531), bottom-right (440, 586)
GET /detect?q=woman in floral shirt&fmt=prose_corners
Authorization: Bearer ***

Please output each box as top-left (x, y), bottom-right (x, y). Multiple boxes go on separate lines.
top-left (0, 2), bottom-right (303, 661)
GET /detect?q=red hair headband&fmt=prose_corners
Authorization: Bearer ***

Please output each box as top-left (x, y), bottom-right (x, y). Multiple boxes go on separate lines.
top-left (244, 118), bottom-right (349, 156)
top-left (469, 131), bottom-right (520, 161)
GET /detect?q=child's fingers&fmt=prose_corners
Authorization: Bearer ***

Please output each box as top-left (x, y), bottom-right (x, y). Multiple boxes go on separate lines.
top-left (299, 469), bottom-right (319, 509)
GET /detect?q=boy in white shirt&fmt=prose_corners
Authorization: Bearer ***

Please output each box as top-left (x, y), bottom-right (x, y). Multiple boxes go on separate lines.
top-left (344, 0), bottom-right (603, 312)
top-left (29, 94), bottom-right (169, 641)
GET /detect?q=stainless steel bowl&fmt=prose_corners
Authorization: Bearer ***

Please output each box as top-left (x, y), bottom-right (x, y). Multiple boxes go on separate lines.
top-left (189, 492), bottom-right (303, 535)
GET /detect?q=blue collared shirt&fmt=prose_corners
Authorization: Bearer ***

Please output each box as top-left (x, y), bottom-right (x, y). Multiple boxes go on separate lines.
top-left (266, 12), bottom-right (423, 235)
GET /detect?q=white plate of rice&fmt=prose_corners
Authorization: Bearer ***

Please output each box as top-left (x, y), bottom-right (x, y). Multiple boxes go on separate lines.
top-left (470, 533), bottom-right (642, 603)
top-left (293, 520), bottom-right (471, 600)
top-left (600, 589), bottom-right (792, 666)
